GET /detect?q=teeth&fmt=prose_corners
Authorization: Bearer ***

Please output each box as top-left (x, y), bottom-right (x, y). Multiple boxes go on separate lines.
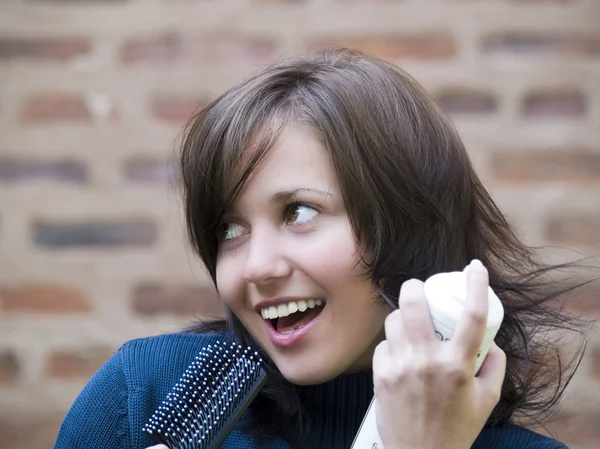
top-left (268, 306), bottom-right (278, 320)
top-left (260, 299), bottom-right (323, 320)
top-left (277, 303), bottom-right (290, 317)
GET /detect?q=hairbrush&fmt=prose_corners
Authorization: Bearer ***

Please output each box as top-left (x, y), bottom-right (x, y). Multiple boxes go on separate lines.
top-left (142, 340), bottom-right (267, 449)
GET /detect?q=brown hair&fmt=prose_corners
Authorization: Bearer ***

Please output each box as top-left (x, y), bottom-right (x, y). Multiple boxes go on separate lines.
top-left (180, 48), bottom-right (587, 443)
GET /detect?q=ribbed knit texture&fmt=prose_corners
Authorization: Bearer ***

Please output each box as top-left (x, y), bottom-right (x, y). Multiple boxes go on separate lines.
top-left (54, 332), bottom-right (567, 449)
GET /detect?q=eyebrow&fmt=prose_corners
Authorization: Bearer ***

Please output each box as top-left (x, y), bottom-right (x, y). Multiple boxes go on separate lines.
top-left (269, 188), bottom-right (335, 205)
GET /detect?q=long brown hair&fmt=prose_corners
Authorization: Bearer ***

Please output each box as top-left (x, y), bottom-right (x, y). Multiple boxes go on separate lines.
top-left (180, 48), bottom-right (588, 443)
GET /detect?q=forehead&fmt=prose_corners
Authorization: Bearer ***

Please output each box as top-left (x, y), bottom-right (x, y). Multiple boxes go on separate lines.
top-left (239, 124), bottom-right (338, 197)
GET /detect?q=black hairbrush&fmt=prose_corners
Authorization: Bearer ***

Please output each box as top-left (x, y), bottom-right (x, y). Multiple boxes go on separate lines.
top-left (142, 340), bottom-right (267, 449)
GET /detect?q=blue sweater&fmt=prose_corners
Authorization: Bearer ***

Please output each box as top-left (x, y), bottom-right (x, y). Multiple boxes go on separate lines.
top-left (54, 332), bottom-right (566, 449)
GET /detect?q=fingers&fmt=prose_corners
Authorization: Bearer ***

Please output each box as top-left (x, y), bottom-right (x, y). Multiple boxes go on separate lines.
top-left (372, 339), bottom-right (391, 377)
top-left (453, 260), bottom-right (489, 360)
top-left (476, 343), bottom-right (506, 384)
top-left (396, 279), bottom-right (436, 346)
top-left (383, 308), bottom-right (408, 357)
top-left (476, 343), bottom-right (507, 405)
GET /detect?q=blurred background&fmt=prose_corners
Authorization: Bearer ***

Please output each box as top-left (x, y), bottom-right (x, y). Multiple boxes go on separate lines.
top-left (0, 0), bottom-right (599, 448)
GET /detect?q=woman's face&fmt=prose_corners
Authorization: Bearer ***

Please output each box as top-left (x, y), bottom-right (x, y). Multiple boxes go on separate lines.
top-left (216, 124), bottom-right (390, 385)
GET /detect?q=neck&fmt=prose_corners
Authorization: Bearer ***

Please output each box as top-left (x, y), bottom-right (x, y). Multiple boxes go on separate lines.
top-left (293, 370), bottom-right (374, 448)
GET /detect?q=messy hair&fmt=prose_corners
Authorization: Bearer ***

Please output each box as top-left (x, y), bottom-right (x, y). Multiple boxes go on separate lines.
top-left (180, 48), bottom-right (588, 445)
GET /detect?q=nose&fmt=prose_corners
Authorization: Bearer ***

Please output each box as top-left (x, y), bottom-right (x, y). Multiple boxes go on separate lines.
top-left (242, 228), bottom-right (291, 285)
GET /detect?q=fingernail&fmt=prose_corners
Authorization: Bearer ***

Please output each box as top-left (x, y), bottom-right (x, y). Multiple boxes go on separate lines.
top-left (470, 259), bottom-right (485, 272)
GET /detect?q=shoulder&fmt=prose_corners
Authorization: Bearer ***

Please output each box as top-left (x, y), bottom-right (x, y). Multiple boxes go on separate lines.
top-left (116, 331), bottom-right (229, 375)
top-left (54, 331), bottom-right (231, 449)
top-left (116, 332), bottom-right (232, 414)
top-left (475, 424), bottom-right (567, 449)
top-left (113, 332), bottom-right (230, 390)
top-left (121, 332), bottom-right (233, 445)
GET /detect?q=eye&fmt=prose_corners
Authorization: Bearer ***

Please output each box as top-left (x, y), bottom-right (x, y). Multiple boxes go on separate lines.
top-left (221, 222), bottom-right (246, 241)
top-left (286, 204), bottom-right (318, 226)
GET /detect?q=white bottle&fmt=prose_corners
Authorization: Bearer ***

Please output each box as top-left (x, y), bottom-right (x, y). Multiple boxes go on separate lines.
top-left (350, 266), bottom-right (505, 449)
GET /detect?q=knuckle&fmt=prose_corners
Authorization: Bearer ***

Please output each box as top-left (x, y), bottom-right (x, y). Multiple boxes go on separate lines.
top-left (372, 341), bottom-right (387, 361)
top-left (406, 354), bottom-right (442, 381)
top-left (415, 360), bottom-right (438, 379)
top-left (402, 295), bottom-right (421, 309)
top-left (384, 309), bottom-right (402, 327)
top-left (389, 309), bottom-right (403, 321)
top-left (400, 296), bottom-right (423, 315)
top-left (466, 308), bottom-right (487, 326)
top-left (445, 362), bottom-right (470, 385)
top-left (375, 366), bottom-right (403, 388)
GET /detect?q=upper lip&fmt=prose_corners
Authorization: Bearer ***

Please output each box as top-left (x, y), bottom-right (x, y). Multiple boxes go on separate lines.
top-left (254, 297), bottom-right (323, 311)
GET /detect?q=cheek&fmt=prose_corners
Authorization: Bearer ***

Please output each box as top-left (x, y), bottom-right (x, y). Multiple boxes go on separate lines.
top-left (215, 257), bottom-right (243, 310)
top-left (303, 228), bottom-right (363, 281)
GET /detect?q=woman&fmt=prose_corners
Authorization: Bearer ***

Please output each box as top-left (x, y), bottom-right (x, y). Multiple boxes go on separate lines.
top-left (54, 48), bottom-right (585, 449)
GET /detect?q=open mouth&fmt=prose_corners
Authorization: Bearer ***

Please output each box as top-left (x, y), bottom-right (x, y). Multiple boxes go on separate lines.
top-left (260, 299), bottom-right (325, 335)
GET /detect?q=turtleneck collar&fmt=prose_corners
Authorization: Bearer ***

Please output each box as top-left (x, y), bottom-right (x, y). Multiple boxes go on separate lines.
top-left (292, 370), bottom-right (374, 448)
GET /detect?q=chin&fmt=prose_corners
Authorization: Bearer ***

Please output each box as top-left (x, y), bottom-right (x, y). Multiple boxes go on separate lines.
top-left (275, 358), bottom-right (344, 386)
top-left (281, 370), bottom-right (333, 386)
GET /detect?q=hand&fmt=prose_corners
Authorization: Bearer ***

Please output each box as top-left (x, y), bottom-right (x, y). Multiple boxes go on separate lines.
top-left (372, 260), bottom-right (506, 449)
top-left (146, 446), bottom-right (169, 449)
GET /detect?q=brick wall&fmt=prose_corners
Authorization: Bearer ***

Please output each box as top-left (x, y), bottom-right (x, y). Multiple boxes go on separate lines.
top-left (0, 0), bottom-right (599, 448)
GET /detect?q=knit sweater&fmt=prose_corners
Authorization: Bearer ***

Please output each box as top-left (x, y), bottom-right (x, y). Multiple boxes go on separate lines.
top-left (54, 332), bottom-right (566, 449)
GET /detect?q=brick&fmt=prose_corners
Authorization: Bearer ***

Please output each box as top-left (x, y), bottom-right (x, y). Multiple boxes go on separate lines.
top-left (0, 159), bottom-right (88, 184)
top-left (309, 33), bottom-right (457, 60)
top-left (0, 283), bottom-right (92, 314)
top-left (0, 412), bottom-right (65, 449)
top-left (491, 150), bottom-right (600, 183)
top-left (34, 220), bottom-right (158, 248)
top-left (0, 350), bottom-right (20, 386)
top-left (546, 214), bottom-right (600, 247)
top-left (132, 283), bottom-right (224, 317)
top-left (120, 33), bottom-right (277, 66)
top-left (0, 415), bottom-right (18, 449)
top-left (482, 33), bottom-right (600, 58)
top-left (150, 95), bottom-right (206, 123)
top-left (435, 88), bottom-right (497, 115)
top-left (20, 94), bottom-right (92, 123)
top-left (27, 0), bottom-right (128, 2)
top-left (0, 36), bottom-right (91, 62)
top-left (523, 89), bottom-right (586, 118)
top-left (45, 347), bottom-right (114, 379)
top-left (123, 158), bottom-right (178, 184)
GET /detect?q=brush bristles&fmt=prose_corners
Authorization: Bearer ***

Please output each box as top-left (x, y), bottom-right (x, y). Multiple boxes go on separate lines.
top-left (142, 341), bottom-right (266, 449)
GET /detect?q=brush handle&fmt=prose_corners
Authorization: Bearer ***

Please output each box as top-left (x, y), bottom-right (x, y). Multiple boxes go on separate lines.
top-left (207, 367), bottom-right (268, 449)
top-left (350, 398), bottom-right (384, 449)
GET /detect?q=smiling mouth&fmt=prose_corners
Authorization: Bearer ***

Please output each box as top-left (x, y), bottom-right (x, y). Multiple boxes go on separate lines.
top-left (261, 299), bottom-right (325, 334)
